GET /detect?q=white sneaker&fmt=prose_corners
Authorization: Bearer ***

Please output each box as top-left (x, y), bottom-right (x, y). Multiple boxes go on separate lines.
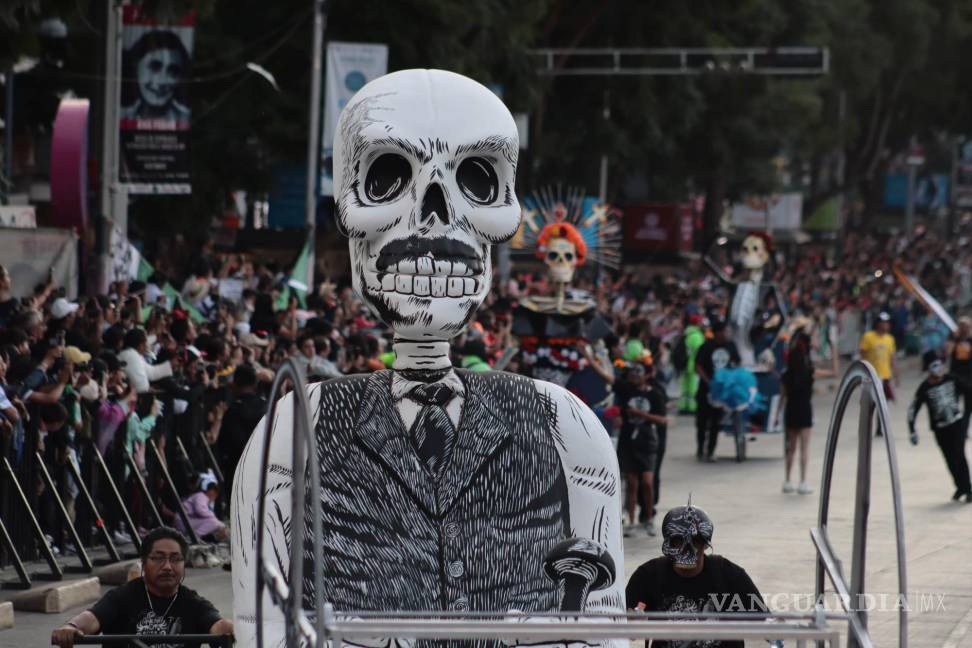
top-left (644, 520), bottom-right (657, 537)
top-left (112, 530), bottom-right (133, 544)
top-left (782, 481), bottom-right (795, 493)
top-left (623, 523), bottom-right (639, 538)
top-left (798, 482), bottom-right (814, 495)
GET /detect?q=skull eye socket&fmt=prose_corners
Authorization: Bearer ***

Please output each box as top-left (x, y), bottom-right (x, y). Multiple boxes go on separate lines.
top-left (547, 251), bottom-right (559, 262)
top-left (564, 252), bottom-right (574, 262)
top-left (456, 157), bottom-right (499, 205)
top-left (364, 153), bottom-right (411, 203)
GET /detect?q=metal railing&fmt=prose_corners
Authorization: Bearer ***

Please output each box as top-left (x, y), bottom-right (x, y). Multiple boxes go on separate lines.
top-left (253, 359), bottom-right (906, 647)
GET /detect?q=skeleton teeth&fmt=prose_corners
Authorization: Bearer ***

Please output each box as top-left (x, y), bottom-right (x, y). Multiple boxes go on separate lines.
top-left (447, 277), bottom-right (464, 297)
top-left (463, 277), bottom-right (476, 295)
top-left (413, 275), bottom-right (430, 296)
top-left (430, 276), bottom-right (447, 297)
top-left (451, 261), bottom-right (469, 276)
top-left (395, 274), bottom-right (413, 295)
top-left (381, 273), bottom-right (395, 292)
top-left (398, 259), bottom-right (417, 274)
top-left (416, 256), bottom-right (434, 275)
top-left (434, 260), bottom-right (452, 276)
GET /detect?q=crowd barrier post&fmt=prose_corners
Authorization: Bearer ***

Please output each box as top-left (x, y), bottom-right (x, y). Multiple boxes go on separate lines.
top-left (1, 456), bottom-right (62, 580)
top-left (123, 449), bottom-right (165, 530)
top-left (0, 515), bottom-right (31, 588)
top-left (65, 454), bottom-right (121, 562)
top-left (148, 439), bottom-right (201, 545)
top-left (35, 452), bottom-right (93, 572)
top-left (197, 430), bottom-right (224, 483)
top-left (88, 443), bottom-right (142, 552)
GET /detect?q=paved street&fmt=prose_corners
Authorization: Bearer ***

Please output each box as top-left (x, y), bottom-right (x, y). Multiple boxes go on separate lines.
top-left (4, 358), bottom-right (971, 647)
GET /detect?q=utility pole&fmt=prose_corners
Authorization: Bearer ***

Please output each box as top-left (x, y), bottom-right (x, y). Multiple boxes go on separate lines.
top-left (99, 1), bottom-right (123, 292)
top-left (303, 0), bottom-right (327, 291)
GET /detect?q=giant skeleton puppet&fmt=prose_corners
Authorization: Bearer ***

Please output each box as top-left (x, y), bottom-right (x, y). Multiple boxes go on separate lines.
top-left (231, 70), bottom-right (624, 648)
top-left (704, 233), bottom-right (786, 368)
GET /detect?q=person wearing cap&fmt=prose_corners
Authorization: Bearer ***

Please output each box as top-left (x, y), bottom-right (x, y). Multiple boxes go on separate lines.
top-left (625, 502), bottom-right (769, 648)
top-left (860, 311), bottom-right (899, 402)
top-left (50, 297), bottom-right (80, 323)
top-left (907, 350), bottom-right (972, 502)
top-left (694, 319), bottom-right (740, 462)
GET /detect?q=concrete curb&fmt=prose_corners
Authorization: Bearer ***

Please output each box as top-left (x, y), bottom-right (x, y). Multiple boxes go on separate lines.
top-left (10, 577), bottom-right (100, 613)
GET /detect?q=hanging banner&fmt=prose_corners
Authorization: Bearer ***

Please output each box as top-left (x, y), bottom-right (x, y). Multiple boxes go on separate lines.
top-left (320, 41), bottom-right (388, 196)
top-left (119, 5), bottom-right (194, 194)
top-left (730, 193), bottom-right (803, 230)
top-left (0, 227), bottom-right (78, 299)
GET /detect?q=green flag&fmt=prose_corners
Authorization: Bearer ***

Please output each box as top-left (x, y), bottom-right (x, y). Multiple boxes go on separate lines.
top-left (276, 237), bottom-right (313, 310)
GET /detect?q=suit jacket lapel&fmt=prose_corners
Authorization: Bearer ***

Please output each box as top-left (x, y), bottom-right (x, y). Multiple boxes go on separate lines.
top-left (352, 371), bottom-right (438, 517)
top-left (438, 371), bottom-right (513, 515)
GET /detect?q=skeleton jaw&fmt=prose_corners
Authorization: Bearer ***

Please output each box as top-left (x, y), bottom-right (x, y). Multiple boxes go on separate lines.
top-left (367, 254), bottom-right (485, 298)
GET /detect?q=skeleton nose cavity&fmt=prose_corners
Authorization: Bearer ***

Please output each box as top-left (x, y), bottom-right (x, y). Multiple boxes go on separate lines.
top-left (420, 183), bottom-right (449, 226)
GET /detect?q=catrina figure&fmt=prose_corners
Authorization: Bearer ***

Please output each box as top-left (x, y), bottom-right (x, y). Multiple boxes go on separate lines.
top-left (704, 232), bottom-right (787, 368)
top-left (511, 190), bottom-right (620, 391)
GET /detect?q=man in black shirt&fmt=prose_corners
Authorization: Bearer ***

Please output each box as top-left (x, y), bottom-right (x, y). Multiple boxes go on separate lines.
top-left (908, 350), bottom-right (972, 502)
top-left (218, 364), bottom-right (266, 504)
top-left (51, 527), bottom-right (233, 648)
top-left (694, 320), bottom-right (740, 462)
top-left (616, 360), bottom-right (668, 536)
top-left (626, 503), bottom-right (769, 648)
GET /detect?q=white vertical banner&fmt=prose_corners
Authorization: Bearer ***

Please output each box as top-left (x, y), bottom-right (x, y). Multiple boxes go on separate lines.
top-left (320, 41), bottom-right (388, 196)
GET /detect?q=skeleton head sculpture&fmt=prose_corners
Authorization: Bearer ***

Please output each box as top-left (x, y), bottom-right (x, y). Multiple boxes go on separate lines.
top-left (740, 232), bottom-right (773, 271)
top-left (661, 504), bottom-right (714, 568)
top-left (333, 69), bottom-right (521, 344)
top-left (536, 222), bottom-right (587, 285)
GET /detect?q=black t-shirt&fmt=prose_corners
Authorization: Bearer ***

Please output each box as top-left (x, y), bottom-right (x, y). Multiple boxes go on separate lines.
top-left (625, 555), bottom-right (766, 648)
top-left (694, 340), bottom-right (740, 396)
top-left (617, 383), bottom-right (666, 451)
top-left (89, 578), bottom-right (222, 648)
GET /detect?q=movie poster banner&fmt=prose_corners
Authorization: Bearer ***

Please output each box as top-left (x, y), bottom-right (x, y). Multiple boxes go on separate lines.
top-left (320, 42), bottom-right (388, 196)
top-left (119, 5), bottom-right (194, 194)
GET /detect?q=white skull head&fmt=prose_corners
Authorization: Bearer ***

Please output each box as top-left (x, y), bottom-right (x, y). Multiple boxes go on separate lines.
top-left (334, 69), bottom-right (521, 341)
top-left (740, 234), bottom-right (770, 270)
top-left (545, 237), bottom-right (577, 284)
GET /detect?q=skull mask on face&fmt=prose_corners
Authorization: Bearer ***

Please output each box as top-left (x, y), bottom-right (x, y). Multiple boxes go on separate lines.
top-left (536, 222), bottom-right (587, 286)
top-left (661, 504), bottom-right (714, 568)
top-left (740, 233), bottom-right (772, 271)
top-left (334, 69), bottom-right (521, 349)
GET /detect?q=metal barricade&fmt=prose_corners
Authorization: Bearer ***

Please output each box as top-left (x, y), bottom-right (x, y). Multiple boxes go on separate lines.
top-left (252, 359), bottom-right (907, 647)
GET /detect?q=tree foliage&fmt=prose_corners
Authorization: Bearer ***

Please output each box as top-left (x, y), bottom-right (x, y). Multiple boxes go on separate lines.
top-left (7, 0), bottom-right (972, 243)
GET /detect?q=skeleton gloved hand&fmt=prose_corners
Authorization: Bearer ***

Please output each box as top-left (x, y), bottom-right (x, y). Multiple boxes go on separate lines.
top-left (502, 539), bottom-right (617, 648)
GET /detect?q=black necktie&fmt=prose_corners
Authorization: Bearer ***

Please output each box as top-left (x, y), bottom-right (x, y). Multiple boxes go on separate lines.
top-left (408, 382), bottom-right (456, 475)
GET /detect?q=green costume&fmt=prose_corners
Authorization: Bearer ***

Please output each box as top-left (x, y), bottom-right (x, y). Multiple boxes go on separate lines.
top-left (678, 324), bottom-right (706, 413)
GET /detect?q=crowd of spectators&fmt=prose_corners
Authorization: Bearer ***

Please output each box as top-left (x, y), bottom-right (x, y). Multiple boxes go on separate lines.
top-left (0, 216), bottom-right (968, 560)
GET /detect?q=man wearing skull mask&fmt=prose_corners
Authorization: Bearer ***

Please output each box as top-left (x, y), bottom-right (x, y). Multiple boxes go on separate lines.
top-left (907, 350), bottom-right (972, 502)
top-left (626, 503), bottom-right (768, 648)
top-left (693, 320), bottom-right (740, 462)
top-left (231, 69), bottom-right (624, 648)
